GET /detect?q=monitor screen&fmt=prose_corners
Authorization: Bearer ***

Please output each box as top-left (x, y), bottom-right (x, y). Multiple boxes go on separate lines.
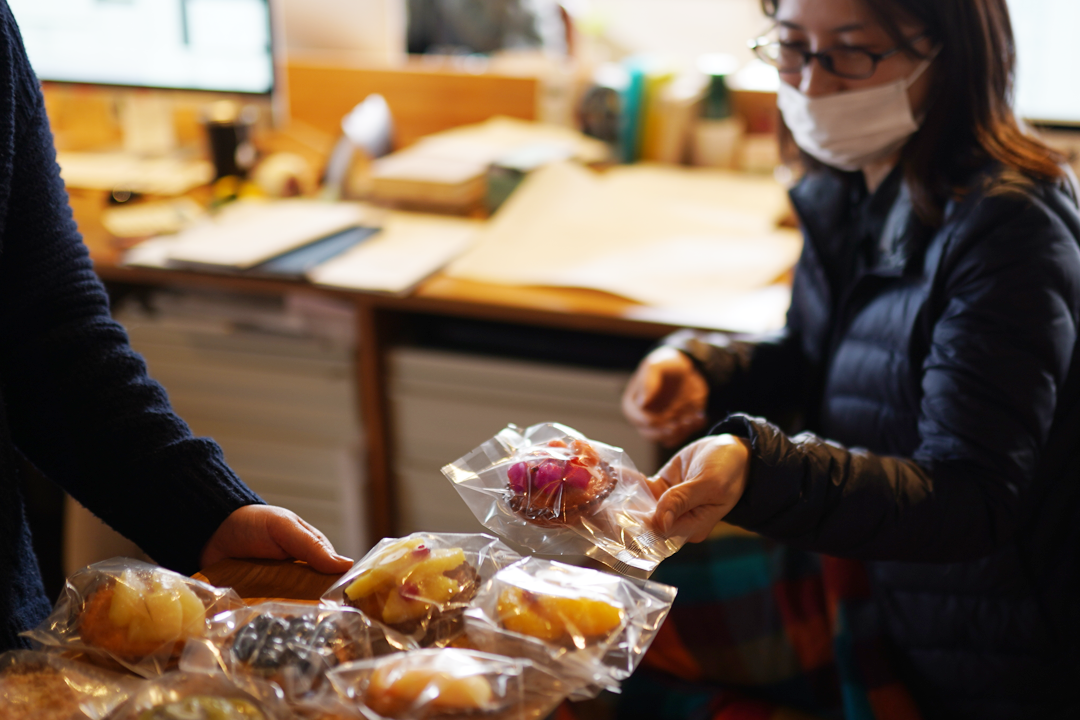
top-left (9, 0), bottom-right (274, 95)
top-left (1008, 0), bottom-right (1080, 126)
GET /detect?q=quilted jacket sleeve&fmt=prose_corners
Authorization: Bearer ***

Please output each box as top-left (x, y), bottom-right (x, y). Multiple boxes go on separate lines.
top-left (719, 187), bottom-right (1080, 563)
top-left (0, 5), bottom-right (262, 574)
top-left (660, 324), bottom-right (811, 430)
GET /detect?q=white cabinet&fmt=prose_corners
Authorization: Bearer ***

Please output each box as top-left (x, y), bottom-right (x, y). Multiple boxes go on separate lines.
top-left (388, 347), bottom-right (657, 534)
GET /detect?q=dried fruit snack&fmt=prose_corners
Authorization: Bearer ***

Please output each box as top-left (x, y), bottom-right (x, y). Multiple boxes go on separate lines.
top-left (326, 649), bottom-right (546, 720)
top-left (22, 558), bottom-right (242, 677)
top-left (180, 602), bottom-right (379, 702)
top-left (0, 650), bottom-right (138, 720)
top-left (463, 557), bottom-right (677, 698)
top-left (136, 696), bottom-right (266, 720)
top-left (322, 533), bottom-right (521, 648)
top-left (442, 423), bottom-right (683, 578)
top-left (106, 671), bottom-right (289, 720)
top-left (505, 437), bottom-right (617, 528)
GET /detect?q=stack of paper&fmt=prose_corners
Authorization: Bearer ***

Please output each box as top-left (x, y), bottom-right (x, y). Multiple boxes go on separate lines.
top-left (370, 116), bottom-right (611, 210)
top-left (58, 152), bottom-right (215, 196)
top-left (166, 200), bottom-right (369, 269)
top-left (124, 199), bottom-right (371, 273)
top-left (445, 162), bottom-right (802, 332)
top-left (309, 211), bottom-right (481, 295)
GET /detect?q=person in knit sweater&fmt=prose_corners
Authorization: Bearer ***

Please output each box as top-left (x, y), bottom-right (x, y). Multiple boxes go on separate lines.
top-left (0, 1), bottom-right (352, 651)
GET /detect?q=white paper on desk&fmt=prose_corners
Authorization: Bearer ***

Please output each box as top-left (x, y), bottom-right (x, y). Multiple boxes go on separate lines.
top-left (308, 212), bottom-right (480, 294)
top-left (57, 152), bottom-right (214, 195)
top-left (165, 200), bottom-right (369, 269)
top-left (446, 162), bottom-right (802, 314)
top-left (626, 284), bottom-right (794, 334)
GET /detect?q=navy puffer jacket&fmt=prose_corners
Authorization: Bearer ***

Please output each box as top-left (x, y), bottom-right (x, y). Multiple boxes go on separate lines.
top-left (666, 166), bottom-right (1080, 719)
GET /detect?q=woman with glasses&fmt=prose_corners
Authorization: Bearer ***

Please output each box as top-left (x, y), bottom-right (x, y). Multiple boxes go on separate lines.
top-left (622, 0), bottom-right (1080, 717)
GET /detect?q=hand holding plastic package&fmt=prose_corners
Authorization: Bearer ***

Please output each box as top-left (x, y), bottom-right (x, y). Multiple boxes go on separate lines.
top-left (22, 558), bottom-right (243, 677)
top-left (462, 557), bottom-right (677, 699)
top-left (442, 423), bottom-right (684, 577)
top-left (321, 533), bottom-right (522, 648)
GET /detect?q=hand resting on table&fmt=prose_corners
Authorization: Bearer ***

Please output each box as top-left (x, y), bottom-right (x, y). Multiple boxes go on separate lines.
top-left (200, 505), bottom-right (354, 574)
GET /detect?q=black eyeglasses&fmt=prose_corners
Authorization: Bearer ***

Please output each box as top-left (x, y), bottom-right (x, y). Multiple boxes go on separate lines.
top-left (748, 32), bottom-right (930, 80)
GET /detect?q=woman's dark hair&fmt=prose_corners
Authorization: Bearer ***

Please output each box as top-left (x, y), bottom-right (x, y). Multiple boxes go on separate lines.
top-left (762, 0), bottom-right (1065, 227)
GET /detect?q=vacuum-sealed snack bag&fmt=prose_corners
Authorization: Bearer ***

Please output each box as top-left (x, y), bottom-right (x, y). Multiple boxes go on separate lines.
top-left (0, 649), bottom-right (140, 720)
top-left (180, 602), bottom-right (380, 701)
top-left (463, 557), bottom-right (676, 698)
top-left (327, 648), bottom-right (563, 720)
top-left (322, 533), bottom-right (521, 649)
top-left (288, 683), bottom-right (365, 720)
top-left (23, 558), bottom-right (242, 677)
top-left (442, 423), bottom-right (683, 577)
top-left (105, 671), bottom-right (288, 720)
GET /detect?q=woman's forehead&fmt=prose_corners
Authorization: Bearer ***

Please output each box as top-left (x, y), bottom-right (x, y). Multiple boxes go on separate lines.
top-left (774, 0), bottom-right (920, 36)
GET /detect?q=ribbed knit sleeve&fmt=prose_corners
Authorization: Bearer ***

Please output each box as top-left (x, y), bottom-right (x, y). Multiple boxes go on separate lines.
top-left (0, 2), bottom-right (263, 575)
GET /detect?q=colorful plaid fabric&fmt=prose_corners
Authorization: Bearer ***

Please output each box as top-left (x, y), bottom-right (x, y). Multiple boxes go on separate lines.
top-left (567, 525), bottom-right (923, 720)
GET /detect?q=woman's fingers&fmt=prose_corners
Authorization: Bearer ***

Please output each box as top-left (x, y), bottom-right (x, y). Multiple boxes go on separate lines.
top-left (650, 435), bottom-right (751, 540)
top-left (622, 348), bottom-right (709, 445)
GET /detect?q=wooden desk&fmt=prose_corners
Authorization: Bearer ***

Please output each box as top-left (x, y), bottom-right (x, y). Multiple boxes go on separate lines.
top-left (93, 251), bottom-right (678, 548)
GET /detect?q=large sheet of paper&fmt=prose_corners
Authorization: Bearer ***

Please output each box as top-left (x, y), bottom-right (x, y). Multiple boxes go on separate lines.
top-left (445, 162), bottom-right (802, 322)
top-left (309, 212), bottom-right (481, 295)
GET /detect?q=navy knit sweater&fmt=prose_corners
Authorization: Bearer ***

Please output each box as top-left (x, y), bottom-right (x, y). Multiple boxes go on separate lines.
top-left (0, 2), bottom-right (263, 650)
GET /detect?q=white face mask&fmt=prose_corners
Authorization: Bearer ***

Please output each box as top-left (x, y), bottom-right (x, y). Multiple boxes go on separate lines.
top-left (777, 57), bottom-right (935, 172)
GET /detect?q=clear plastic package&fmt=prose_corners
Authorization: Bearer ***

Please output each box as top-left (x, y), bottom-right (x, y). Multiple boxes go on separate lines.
top-left (104, 671), bottom-right (289, 720)
top-left (462, 557), bottom-right (677, 698)
top-left (442, 423), bottom-right (684, 577)
top-left (288, 683), bottom-right (366, 720)
top-left (180, 602), bottom-right (381, 702)
top-left (23, 558), bottom-right (243, 677)
top-left (0, 649), bottom-right (140, 720)
top-left (321, 533), bottom-right (522, 648)
top-left (326, 648), bottom-right (564, 720)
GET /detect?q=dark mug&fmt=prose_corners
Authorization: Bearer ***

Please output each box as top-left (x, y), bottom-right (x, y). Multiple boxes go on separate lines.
top-left (204, 101), bottom-right (259, 179)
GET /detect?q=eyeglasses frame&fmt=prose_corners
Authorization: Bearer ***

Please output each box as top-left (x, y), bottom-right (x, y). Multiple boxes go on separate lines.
top-left (747, 31), bottom-right (931, 80)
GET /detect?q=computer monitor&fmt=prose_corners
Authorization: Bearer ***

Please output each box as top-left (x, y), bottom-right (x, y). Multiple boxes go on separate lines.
top-left (9, 0), bottom-right (275, 96)
top-left (1008, 0), bottom-right (1080, 127)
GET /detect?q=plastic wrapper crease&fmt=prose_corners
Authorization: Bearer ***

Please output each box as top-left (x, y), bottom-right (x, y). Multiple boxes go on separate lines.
top-left (180, 601), bottom-right (387, 703)
top-left (104, 670), bottom-right (291, 720)
top-left (22, 558), bottom-right (243, 677)
top-left (326, 648), bottom-right (566, 720)
top-left (0, 649), bottom-right (140, 720)
top-left (463, 557), bottom-right (676, 699)
top-left (442, 423), bottom-right (684, 577)
top-left (322, 533), bottom-right (522, 648)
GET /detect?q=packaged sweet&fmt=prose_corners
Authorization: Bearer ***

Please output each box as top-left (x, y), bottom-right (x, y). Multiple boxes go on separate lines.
top-left (180, 602), bottom-right (379, 701)
top-left (327, 648), bottom-right (563, 720)
top-left (22, 558), bottom-right (242, 677)
top-left (322, 533), bottom-right (521, 648)
top-left (288, 683), bottom-right (365, 720)
top-left (442, 423), bottom-right (683, 577)
top-left (0, 649), bottom-right (139, 720)
top-left (463, 557), bottom-right (677, 698)
top-left (105, 671), bottom-right (288, 720)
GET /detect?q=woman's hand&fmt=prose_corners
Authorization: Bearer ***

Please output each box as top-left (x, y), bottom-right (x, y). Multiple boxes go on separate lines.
top-left (622, 347), bottom-right (709, 448)
top-left (199, 505), bottom-right (354, 574)
top-left (650, 434), bottom-right (750, 543)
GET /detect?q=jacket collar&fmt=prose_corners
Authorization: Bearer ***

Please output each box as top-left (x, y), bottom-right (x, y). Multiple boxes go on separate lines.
top-left (789, 167), bottom-right (921, 279)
